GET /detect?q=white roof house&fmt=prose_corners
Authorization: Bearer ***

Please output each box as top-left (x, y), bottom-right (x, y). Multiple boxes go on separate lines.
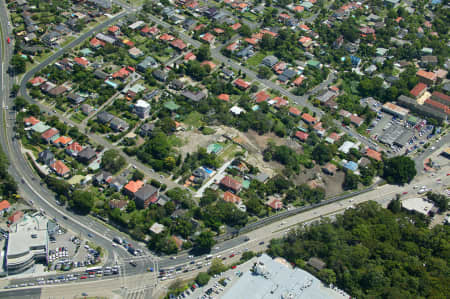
top-left (338, 141), bottom-right (359, 154)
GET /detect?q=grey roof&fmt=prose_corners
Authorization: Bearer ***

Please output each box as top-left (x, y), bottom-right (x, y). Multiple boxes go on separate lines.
top-left (182, 90), bottom-right (207, 102)
top-left (307, 257), bottom-right (326, 270)
top-left (153, 69), bottom-right (168, 82)
top-left (237, 45), bottom-right (254, 58)
top-left (255, 172), bottom-right (269, 183)
top-left (78, 147), bottom-right (96, 160)
top-left (261, 55), bottom-right (278, 68)
top-left (134, 184), bottom-right (157, 201)
top-left (110, 117), bottom-right (129, 131)
top-left (97, 111), bottom-right (114, 123)
top-left (137, 56), bottom-right (158, 71)
top-left (317, 90), bottom-right (336, 103)
top-left (94, 69), bottom-right (109, 79)
top-left (282, 69), bottom-right (296, 80)
top-left (38, 149), bottom-right (55, 165)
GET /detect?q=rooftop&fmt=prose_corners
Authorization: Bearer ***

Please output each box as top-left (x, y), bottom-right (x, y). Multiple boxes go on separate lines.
top-left (402, 197), bottom-right (434, 215)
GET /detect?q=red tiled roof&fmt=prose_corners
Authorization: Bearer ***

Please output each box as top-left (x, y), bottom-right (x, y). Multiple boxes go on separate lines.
top-left (159, 33), bottom-right (175, 41)
top-left (53, 136), bottom-right (72, 146)
top-left (432, 91), bottom-right (450, 104)
top-left (90, 37), bottom-right (105, 47)
top-left (8, 211), bottom-right (24, 224)
top-left (51, 160), bottom-right (70, 176)
top-left (0, 200), bottom-right (10, 211)
top-left (254, 91), bottom-right (270, 103)
top-left (273, 97), bottom-right (288, 108)
top-left (260, 29), bottom-right (277, 37)
top-left (226, 42), bottom-right (239, 51)
top-left (124, 180), bottom-right (144, 194)
top-left (293, 76), bottom-right (304, 86)
top-left (328, 132), bottom-right (340, 141)
top-left (74, 57), bottom-right (89, 67)
top-left (410, 82), bottom-right (427, 97)
top-left (302, 113), bottom-right (316, 123)
top-left (201, 61), bottom-right (216, 70)
top-left (230, 23), bottom-right (241, 30)
top-left (148, 26), bottom-right (160, 35)
top-left (194, 24), bottom-right (205, 31)
top-left (350, 114), bottom-right (364, 126)
top-left (108, 25), bottom-right (120, 33)
top-left (170, 39), bottom-right (187, 50)
top-left (29, 76), bottom-right (46, 86)
top-left (267, 198), bottom-right (282, 210)
top-left (425, 99), bottom-right (450, 114)
top-left (294, 6), bottom-right (304, 12)
top-left (244, 37), bottom-right (258, 45)
top-left (201, 32), bottom-right (215, 43)
top-left (234, 78), bottom-right (250, 89)
top-left (295, 131), bottom-right (309, 141)
top-left (184, 52), bottom-right (196, 61)
top-left (223, 191), bottom-right (241, 203)
top-left (220, 176), bottom-right (242, 192)
top-left (416, 70), bottom-right (437, 81)
top-left (366, 148), bottom-right (382, 161)
top-left (289, 107), bottom-right (301, 116)
top-left (217, 93), bottom-right (230, 102)
top-left (279, 13), bottom-right (290, 19)
top-left (41, 128), bottom-right (59, 140)
top-left (66, 141), bottom-right (83, 153)
top-left (24, 116), bottom-right (40, 126)
top-left (112, 67), bottom-right (130, 79)
top-left (213, 28), bottom-right (225, 34)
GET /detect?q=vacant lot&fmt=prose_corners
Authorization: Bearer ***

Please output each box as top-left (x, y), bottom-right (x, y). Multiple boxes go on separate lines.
top-left (292, 165), bottom-right (345, 197)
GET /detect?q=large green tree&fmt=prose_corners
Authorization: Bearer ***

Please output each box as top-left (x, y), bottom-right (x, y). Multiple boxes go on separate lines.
top-left (383, 156), bottom-right (416, 184)
top-left (101, 149), bottom-right (126, 174)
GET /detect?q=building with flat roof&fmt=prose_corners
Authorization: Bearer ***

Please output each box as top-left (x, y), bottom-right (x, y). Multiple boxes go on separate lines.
top-left (382, 102), bottom-right (409, 119)
top-left (6, 214), bottom-right (48, 274)
top-left (402, 197), bottom-right (434, 215)
top-left (222, 254), bottom-right (344, 299)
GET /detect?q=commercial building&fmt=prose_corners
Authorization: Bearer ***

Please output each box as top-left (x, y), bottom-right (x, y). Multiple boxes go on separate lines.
top-left (222, 254), bottom-right (342, 299)
top-left (134, 100), bottom-right (151, 119)
top-left (382, 102), bottom-right (409, 119)
top-left (6, 214), bottom-right (48, 274)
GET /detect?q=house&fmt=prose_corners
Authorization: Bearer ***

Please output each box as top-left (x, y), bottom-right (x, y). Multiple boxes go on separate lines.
top-left (96, 33), bottom-right (116, 45)
top-left (278, 69), bottom-right (297, 83)
top-left (292, 76), bottom-right (305, 86)
top-left (41, 128), bottom-right (60, 143)
top-left (272, 62), bottom-right (287, 74)
top-left (112, 67), bottom-right (131, 80)
top-left (0, 200), bottom-right (11, 216)
top-left (182, 90), bottom-right (207, 102)
top-left (339, 141), bottom-right (359, 154)
top-left (128, 47), bottom-right (144, 59)
top-left (220, 176), bottom-right (242, 193)
top-left (431, 91), bottom-right (450, 106)
top-left (254, 90), bottom-right (271, 103)
top-left (24, 116), bottom-right (40, 127)
top-left (108, 25), bottom-right (120, 36)
top-left (134, 184), bottom-right (158, 209)
top-left (94, 171), bottom-right (113, 185)
top-left (94, 69), bottom-right (109, 80)
top-left (74, 57), bottom-right (89, 67)
top-left (317, 90), bottom-right (337, 103)
top-left (140, 122), bottom-right (155, 137)
top-left (109, 199), bottom-right (128, 211)
top-left (65, 142), bottom-right (83, 157)
top-left (217, 93), bottom-right (230, 102)
top-left (171, 79), bottom-right (185, 90)
top-left (81, 104), bottom-right (93, 115)
top-left (77, 147), bottom-right (97, 164)
top-left (97, 111), bottom-right (114, 124)
top-left (103, 173), bottom-right (124, 191)
top-left (261, 55), bottom-right (278, 68)
top-left (350, 114), bottom-right (364, 127)
top-left (420, 55), bottom-right (438, 67)
top-left (8, 211), bottom-right (24, 224)
top-left (301, 113), bottom-right (316, 124)
top-left (153, 69), bottom-right (168, 82)
top-left (308, 257), bottom-right (326, 271)
top-left (274, 97), bottom-right (288, 108)
top-left (123, 180), bottom-right (144, 196)
top-left (159, 33), bottom-right (175, 42)
top-left (234, 78), bottom-right (250, 90)
top-left (170, 39), bottom-right (187, 51)
top-left (41, 82), bottom-right (57, 93)
top-left (90, 37), bottom-right (105, 48)
top-left (298, 36), bottom-right (312, 48)
top-left (51, 160), bottom-right (70, 177)
top-left (38, 149), bottom-right (55, 166)
top-left (201, 33), bottom-right (215, 44)
top-left (365, 148), bottom-right (382, 161)
top-left (29, 76), bottom-right (46, 87)
top-left (343, 161), bottom-right (358, 172)
top-left (325, 132), bottom-right (341, 144)
top-left (52, 136), bottom-right (72, 147)
top-left (149, 222), bottom-right (165, 234)
top-left (201, 61), bottom-right (216, 70)
top-left (110, 117), bottom-right (129, 132)
top-left (322, 163), bottom-right (337, 175)
top-left (416, 70), bottom-right (437, 85)
top-left (184, 52), bottom-right (196, 61)
top-left (183, 18), bottom-right (196, 30)
top-left (230, 23), bottom-right (241, 31)
top-left (236, 45), bottom-right (254, 58)
top-left (410, 82), bottom-right (427, 98)
top-left (294, 131), bottom-right (309, 142)
top-left (48, 85), bottom-right (68, 97)
top-left (67, 93), bottom-right (85, 105)
top-left (226, 42), bottom-right (239, 52)
top-left (223, 191), bottom-right (241, 204)
top-left (289, 107), bottom-right (301, 117)
top-left (266, 198), bottom-right (282, 210)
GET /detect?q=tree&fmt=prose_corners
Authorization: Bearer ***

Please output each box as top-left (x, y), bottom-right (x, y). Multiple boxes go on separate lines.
top-left (207, 258), bottom-right (227, 276)
top-left (10, 54), bottom-right (26, 74)
top-left (239, 24), bottom-right (252, 37)
top-left (195, 231), bottom-right (215, 253)
top-left (132, 170), bottom-right (145, 181)
top-left (157, 117), bottom-right (176, 134)
top-left (195, 272), bottom-right (211, 286)
top-left (383, 156), bottom-right (416, 184)
top-left (14, 96), bottom-right (28, 110)
top-left (260, 34), bottom-right (275, 51)
top-left (257, 65), bottom-right (272, 79)
top-left (312, 143), bottom-right (333, 165)
top-left (101, 149), bottom-right (126, 174)
top-left (343, 171), bottom-right (359, 190)
top-left (126, 200), bottom-right (136, 213)
top-left (196, 45), bottom-right (211, 62)
top-left (70, 190), bottom-right (94, 215)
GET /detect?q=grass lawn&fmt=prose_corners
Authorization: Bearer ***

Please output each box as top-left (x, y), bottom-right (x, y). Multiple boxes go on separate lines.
top-left (184, 111), bottom-right (204, 128)
top-left (243, 12), bottom-right (259, 22)
top-left (70, 112), bottom-right (86, 123)
top-left (218, 143), bottom-right (239, 160)
top-left (246, 52), bottom-right (266, 68)
top-left (168, 135), bottom-right (183, 147)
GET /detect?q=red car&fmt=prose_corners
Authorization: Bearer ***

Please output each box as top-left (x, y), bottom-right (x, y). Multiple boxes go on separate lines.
top-left (229, 254), bottom-right (235, 258)
top-left (231, 265), bottom-right (237, 269)
top-left (402, 192), bottom-right (408, 195)
top-left (80, 276), bottom-right (87, 279)
top-left (7, 37), bottom-right (10, 44)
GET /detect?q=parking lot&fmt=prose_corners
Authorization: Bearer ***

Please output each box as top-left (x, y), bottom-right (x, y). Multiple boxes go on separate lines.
top-left (48, 230), bottom-right (100, 271)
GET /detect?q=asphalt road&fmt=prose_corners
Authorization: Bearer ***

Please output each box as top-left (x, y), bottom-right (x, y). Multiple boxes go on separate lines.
top-left (0, 288), bottom-right (42, 299)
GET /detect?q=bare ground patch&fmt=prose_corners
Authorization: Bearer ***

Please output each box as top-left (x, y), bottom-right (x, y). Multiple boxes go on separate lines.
top-left (292, 164), bottom-right (345, 197)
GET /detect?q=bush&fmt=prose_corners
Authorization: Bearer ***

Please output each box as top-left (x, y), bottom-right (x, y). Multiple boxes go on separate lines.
top-left (195, 272), bottom-right (210, 286)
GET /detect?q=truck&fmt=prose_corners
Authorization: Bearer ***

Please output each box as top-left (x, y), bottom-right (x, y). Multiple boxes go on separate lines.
top-left (113, 236), bottom-right (123, 245)
top-left (127, 246), bottom-right (136, 255)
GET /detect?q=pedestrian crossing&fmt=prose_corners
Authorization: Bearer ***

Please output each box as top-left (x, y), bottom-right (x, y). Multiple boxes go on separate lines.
top-left (124, 285), bottom-right (154, 299)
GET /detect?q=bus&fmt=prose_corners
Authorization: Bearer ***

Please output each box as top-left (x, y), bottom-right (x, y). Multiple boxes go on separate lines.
top-left (86, 266), bottom-right (102, 273)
